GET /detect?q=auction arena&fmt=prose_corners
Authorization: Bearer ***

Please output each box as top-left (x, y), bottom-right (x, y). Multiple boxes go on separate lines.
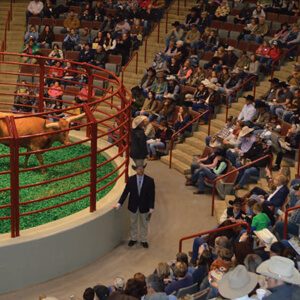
top-left (0, 52), bottom-right (132, 293)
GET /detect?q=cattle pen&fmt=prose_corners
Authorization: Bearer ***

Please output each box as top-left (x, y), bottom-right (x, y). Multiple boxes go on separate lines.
top-left (0, 52), bottom-right (132, 238)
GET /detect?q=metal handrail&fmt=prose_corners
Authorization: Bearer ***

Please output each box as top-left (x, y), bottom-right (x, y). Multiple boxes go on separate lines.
top-left (144, 22), bottom-right (160, 63)
top-left (271, 44), bottom-right (299, 79)
top-left (211, 154), bottom-right (272, 216)
top-left (179, 222), bottom-right (251, 252)
top-left (283, 205), bottom-right (300, 239)
top-left (121, 51), bottom-right (138, 84)
top-left (169, 110), bottom-right (211, 169)
top-left (225, 75), bottom-right (257, 121)
top-left (165, 0), bottom-right (178, 34)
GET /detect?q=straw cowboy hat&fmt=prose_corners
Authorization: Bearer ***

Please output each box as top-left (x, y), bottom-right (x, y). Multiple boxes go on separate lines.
top-left (239, 126), bottom-right (254, 137)
top-left (225, 46), bottom-right (235, 51)
top-left (163, 93), bottom-right (175, 100)
top-left (185, 94), bottom-right (194, 101)
top-left (257, 256), bottom-right (300, 285)
top-left (209, 140), bottom-right (222, 148)
top-left (206, 83), bottom-right (217, 90)
top-left (166, 75), bottom-right (178, 81)
top-left (219, 265), bottom-right (258, 299)
top-left (201, 79), bottom-right (211, 86)
top-left (132, 115), bottom-right (147, 129)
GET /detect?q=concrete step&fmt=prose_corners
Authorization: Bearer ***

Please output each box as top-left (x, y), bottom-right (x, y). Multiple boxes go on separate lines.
top-left (185, 137), bottom-right (206, 152)
top-left (160, 154), bottom-right (190, 174)
top-left (175, 142), bottom-right (202, 156)
top-left (215, 200), bottom-right (227, 224)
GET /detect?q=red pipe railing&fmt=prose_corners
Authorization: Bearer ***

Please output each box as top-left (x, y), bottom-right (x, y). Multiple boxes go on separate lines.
top-left (165, 0), bottom-right (178, 34)
top-left (283, 205), bottom-right (300, 239)
top-left (225, 75), bottom-right (257, 121)
top-left (179, 222), bottom-right (251, 252)
top-left (0, 52), bottom-right (131, 237)
top-left (121, 51), bottom-right (138, 84)
top-left (211, 154), bottom-right (273, 216)
top-left (144, 23), bottom-right (160, 63)
top-left (169, 110), bottom-right (211, 169)
top-left (271, 44), bottom-right (299, 79)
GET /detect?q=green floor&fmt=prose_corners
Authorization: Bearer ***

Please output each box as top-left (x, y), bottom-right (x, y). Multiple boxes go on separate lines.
top-left (0, 142), bottom-right (117, 233)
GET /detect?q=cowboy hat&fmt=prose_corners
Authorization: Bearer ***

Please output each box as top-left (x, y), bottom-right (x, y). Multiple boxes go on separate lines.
top-left (206, 83), bottom-right (217, 90)
top-left (163, 93), bottom-right (175, 100)
top-left (231, 69), bottom-right (239, 74)
top-left (201, 79), bottom-right (211, 86)
top-left (172, 21), bottom-right (181, 27)
top-left (185, 94), bottom-right (194, 101)
top-left (225, 46), bottom-right (235, 51)
top-left (132, 115), bottom-right (147, 129)
top-left (255, 101), bottom-right (266, 108)
top-left (269, 77), bottom-right (280, 84)
top-left (243, 94), bottom-right (254, 101)
top-left (132, 159), bottom-right (147, 170)
top-left (256, 256), bottom-right (300, 285)
top-left (279, 81), bottom-right (290, 88)
top-left (166, 75), bottom-right (178, 81)
top-left (209, 140), bottom-right (222, 148)
top-left (219, 265), bottom-right (258, 299)
top-left (229, 197), bottom-right (244, 206)
top-left (239, 126), bottom-right (254, 137)
top-left (254, 228), bottom-right (277, 252)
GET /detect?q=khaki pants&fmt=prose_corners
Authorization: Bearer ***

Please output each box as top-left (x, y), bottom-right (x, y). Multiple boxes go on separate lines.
top-left (129, 209), bottom-right (149, 242)
top-left (21, 57), bottom-right (37, 64)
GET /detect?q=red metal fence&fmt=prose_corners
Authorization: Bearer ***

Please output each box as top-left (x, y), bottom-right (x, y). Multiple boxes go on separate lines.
top-left (179, 222), bottom-right (251, 252)
top-left (0, 52), bottom-right (131, 237)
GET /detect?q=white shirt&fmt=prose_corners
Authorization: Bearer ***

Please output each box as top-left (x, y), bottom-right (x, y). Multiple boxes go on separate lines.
top-left (266, 185), bottom-right (283, 202)
top-left (238, 104), bottom-right (256, 121)
top-left (27, 1), bottom-right (44, 14)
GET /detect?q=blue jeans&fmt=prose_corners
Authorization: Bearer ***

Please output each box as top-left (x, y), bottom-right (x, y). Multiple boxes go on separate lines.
top-left (226, 150), bottom-right (239, 167)
top-left (147, 141), bottom-right (164, 155)
top-left (192, 236), bottom-right (204, 261)
top-left (26, 11), bottom-right (43, 25)
top-left (190, 162), bottom-right (200, 175)
top-left (244, 34), bottom-right (263, 44)
top-left (238, 167), bottom-right (259, 188)
top-left (205, 136), bottom-right (212, 146)
top-left (275, 221), bottom-right (299, 239)
top-left (191, 167), bottom-right (217, 192)
top-left (217, 87), bottom-right (234, 106)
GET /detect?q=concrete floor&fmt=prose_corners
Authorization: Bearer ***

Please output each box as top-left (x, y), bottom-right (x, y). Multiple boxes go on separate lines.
top-left (0, 160), bottom-right (217, 300)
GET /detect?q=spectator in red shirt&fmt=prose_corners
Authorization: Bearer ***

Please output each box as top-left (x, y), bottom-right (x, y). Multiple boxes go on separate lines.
top-left (76, 86), bottom-right (95, 103)
top-left (46, 61), bottom-right (64, 86)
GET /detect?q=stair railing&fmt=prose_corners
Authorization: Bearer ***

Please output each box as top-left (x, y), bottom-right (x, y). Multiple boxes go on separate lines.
top-left (169, 110), bottom-right (211, 169)
top-left (121, 51), bottom-right (138, 84)
top-left (211, 155), bottom-right (272, 216)
top-left (271, 44), bottom-right (299, 79)
top-left (179, 222), bottom-right (251, 252)
top-left (165, 0), bottom-right (180, 34)
top-left (225, 75), bottom-right (257, 121)
top-left (144, 22), bottom-right (160, 63)
top-left (283, 205), bottom-right (300, 239)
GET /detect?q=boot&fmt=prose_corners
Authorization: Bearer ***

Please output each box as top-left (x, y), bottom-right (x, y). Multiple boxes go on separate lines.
top-left (149, 155), bottom-right (158, 161)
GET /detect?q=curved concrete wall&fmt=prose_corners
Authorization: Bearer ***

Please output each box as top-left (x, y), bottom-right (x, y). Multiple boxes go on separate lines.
top-left (0, 138), bottom-right (131, 294)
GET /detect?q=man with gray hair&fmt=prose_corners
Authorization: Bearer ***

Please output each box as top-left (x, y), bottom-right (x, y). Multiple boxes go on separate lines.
top-left (145, 274), bottom-right (177, 300)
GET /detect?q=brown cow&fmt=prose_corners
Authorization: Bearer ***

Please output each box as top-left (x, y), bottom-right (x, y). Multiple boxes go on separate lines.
top-left (0, 113), bottom-right (85, 173)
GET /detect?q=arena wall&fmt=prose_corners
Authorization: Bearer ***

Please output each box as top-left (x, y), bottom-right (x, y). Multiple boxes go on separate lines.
top-left (0, 137), bottom-right (130, 294)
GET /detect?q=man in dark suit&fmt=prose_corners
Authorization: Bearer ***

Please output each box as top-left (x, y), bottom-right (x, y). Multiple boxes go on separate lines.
top-left (113, 161), bottom-right (155, 248)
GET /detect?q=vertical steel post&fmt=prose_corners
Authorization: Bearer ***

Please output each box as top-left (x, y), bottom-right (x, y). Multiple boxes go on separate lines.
top-left (38, 56), bottom-right (46, 113)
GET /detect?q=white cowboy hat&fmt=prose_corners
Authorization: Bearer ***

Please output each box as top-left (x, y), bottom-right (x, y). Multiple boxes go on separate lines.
top-left (132, 159), bottom-right (147, 170)
top-left (201, 79), bottom-right (211, 86)
top-left (239, 126), bottom-right (254, 137)
top-left (209, 140), bottom-right (222, 148)
top-left (166, 75), bottom-right (178, 81)
top-left (254, 228), bottom-right (277, 251)
top-left (225, 46), bottom-right (235, 51)
top-left (163, 93), bottom-right (175, 100)
top-left (206, 83), bottom-right (217, 90)
top-left (219, 265), bottom-right (258, 299)
top-left (132, 115), bottom-right (147, 129)
top-left (257, 256), bottom-right (300, 285)
top-left (185, 94), bottom-right (194, 101)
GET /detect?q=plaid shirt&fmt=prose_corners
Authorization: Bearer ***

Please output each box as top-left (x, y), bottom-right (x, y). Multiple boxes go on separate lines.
top-left (289, 199), bottom-right (300, 225)
top-left (217, 124), bottom-right (236, 139)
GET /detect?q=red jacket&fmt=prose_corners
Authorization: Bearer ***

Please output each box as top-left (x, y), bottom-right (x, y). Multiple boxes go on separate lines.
top-left (269, 48), bottom-right (281, 59)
